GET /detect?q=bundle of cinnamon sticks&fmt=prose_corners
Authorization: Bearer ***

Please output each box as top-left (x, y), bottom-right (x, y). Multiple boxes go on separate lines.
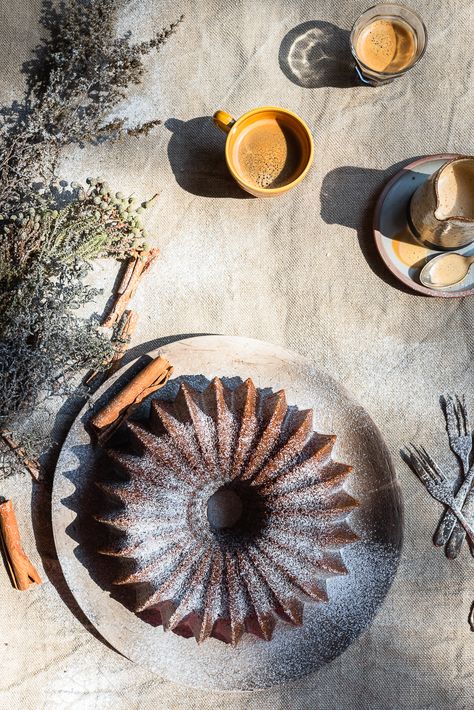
top-left (85, 248), bottom-right (160, 384)
top-left (103, 248), bottom-right (159, 329)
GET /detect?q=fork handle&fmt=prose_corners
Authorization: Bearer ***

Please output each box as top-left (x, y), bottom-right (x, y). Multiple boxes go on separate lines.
top-left (451, 507), bottom-right (474, 545)
top-left (434, 461), bottom-right (473, 550)
top-left (445, 464), bottom-right (474, 556)
top-left (433, 508), bottom-right (458, 548)
top-left (466, 491), bottom-right (474, 557)
top-left (447, 483), bottom-right (474, 558)
top-left (446, 518), bottom-right (468, 558)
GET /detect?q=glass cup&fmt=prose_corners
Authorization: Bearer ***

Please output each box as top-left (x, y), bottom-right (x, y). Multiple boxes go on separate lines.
top-left (350, 4), bottom-right (427, 86)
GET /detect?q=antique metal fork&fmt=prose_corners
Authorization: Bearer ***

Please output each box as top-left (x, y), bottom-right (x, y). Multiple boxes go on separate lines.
top-left (405, 444), bottom-right (474, 545)
top-left (434, 395), bottom-right (474, 556)
top-left (446, 397), bottom-right (474, 557)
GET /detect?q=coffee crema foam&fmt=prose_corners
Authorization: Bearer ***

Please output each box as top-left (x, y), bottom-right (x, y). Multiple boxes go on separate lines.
top-left (234, 118), bottom-right (303, 190)
top-left (355, 17), bottom-right (417, 73)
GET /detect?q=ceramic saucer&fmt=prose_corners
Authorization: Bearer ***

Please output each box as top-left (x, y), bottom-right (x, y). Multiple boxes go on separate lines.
top-left (373, 154), bottom-right (474, 297)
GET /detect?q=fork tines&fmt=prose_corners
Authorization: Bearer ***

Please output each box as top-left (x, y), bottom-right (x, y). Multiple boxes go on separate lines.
top-left (444, 394), bottom-right (471, 440)
top-left (407, 444), bottom-right (445, 482)
top-left (459, 394), bottom-right (471, 435)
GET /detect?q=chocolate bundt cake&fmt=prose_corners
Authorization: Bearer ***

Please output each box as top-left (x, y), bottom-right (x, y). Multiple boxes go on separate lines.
top-left (97, 377), bottom-right (358, 645)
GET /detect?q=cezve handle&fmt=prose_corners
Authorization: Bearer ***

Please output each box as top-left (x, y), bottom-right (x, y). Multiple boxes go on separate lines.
top-left (213, 110), bottom-right (236, 134)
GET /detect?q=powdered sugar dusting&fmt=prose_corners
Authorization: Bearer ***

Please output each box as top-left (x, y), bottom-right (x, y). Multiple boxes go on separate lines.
top-left (53, 335), bottom-right (403, 690)
top-left (98, 377), bottom-right (358, 645)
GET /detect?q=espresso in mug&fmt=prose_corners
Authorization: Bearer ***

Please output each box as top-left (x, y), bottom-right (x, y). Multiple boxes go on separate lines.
top-left (233, 119), bottom-right (304, 190)
top-left (355, 17), bottom-right (417, 73)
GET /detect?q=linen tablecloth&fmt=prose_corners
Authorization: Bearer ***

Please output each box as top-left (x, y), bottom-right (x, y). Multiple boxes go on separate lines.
top-left (1, 0), bottom-right (473, 707)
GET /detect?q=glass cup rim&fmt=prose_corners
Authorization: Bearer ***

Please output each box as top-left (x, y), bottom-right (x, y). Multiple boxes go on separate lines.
top-left (350, 3), bottom-right (428, 78)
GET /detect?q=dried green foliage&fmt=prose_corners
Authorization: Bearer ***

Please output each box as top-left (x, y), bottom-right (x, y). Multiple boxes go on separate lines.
top-left (0, 175), bottom-right (159, 423)
top-left (0, 1), bottom-right (183, 443)
top-left (0, 0), bottom-right (183, 209)
top-left (0, 179), bottom-right (154, 286)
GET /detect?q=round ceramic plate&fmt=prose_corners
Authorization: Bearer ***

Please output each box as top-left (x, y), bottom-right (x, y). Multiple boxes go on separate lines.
top-left (52, 335), bottom-right (403, 691)
top-left (374, 154), bottom-right (474, 297)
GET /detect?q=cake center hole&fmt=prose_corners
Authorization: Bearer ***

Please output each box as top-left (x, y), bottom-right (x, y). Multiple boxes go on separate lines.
top-left (207, 488), bottom-right (243, 530)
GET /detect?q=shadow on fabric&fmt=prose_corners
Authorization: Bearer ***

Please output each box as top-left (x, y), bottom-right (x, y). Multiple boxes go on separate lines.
top-left (320, 160), bottom-right (424, 293)
top-left (278, 21), bottom-right (361, 89)
top-left (30, 466), bottom-right (119, 654)
top-left (165, 116), bottom-right (251, 198)
top-left (30, 332), bottom-right (216, 653)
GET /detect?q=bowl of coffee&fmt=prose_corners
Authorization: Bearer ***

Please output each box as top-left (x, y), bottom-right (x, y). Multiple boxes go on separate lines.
top-left (213, 107), bottom-right (313, 197)
top-left (350, 3), bottom-right (427, 85)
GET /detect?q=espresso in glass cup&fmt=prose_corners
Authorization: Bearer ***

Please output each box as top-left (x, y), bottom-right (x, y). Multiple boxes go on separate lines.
top-left (351, 4), bottom-right (427, 85)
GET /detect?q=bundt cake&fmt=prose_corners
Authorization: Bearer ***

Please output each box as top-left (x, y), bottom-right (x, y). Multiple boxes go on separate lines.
top-left (96, 377), bottom-right (359, 645)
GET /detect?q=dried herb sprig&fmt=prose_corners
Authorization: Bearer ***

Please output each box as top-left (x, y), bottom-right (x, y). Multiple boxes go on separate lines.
top-left (0, 178), bottom-right (155, 284)
top-left (0, 0), bottom-right (183, 210)
top-left (0, 178), bottom-right (158, 424)
top-left (0, 1), bottom-right (183, 477)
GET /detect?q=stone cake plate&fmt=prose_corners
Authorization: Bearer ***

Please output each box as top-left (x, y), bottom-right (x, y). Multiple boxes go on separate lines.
top-left (52, 335), bottom-right (403, 691)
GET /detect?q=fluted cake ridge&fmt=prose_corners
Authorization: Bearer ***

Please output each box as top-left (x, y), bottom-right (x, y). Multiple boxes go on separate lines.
top-left (96, 377), bottom-right (358, 645)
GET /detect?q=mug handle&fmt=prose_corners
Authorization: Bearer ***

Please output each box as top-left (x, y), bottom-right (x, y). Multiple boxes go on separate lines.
top-left (213, 110), bottom-right (236, 134)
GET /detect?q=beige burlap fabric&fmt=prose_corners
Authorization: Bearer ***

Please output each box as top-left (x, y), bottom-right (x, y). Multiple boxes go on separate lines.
top-left (1, 0), bottom-right (473, 707)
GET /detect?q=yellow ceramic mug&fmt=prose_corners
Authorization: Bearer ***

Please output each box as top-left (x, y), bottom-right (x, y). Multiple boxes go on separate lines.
top-left (213, 106), bottom-right (314, 197)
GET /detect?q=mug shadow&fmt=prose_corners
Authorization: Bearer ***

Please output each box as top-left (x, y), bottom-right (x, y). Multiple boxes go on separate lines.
top-left (320, 159), bottom-right (424, 293)
top-left (279, 21), bottom-right (361, 89)
top-left (165, 116), bottom-right (252, 199)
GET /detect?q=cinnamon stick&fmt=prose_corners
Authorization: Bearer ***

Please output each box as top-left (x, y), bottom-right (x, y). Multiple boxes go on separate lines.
top-left (107, 309), bottom-right (139, 376)
top-left (84, 309), bottom-right (139, 385)
top-left (0, 430), bottom-right (41, 481)
top-left (102, 249), bottom-right (159, 328)
top-left (84, 248), bottom-right (159, 387)
top-left (0, 500), bottom-right (42, 590)
top-left (90, 356), bottom-right (173, 442)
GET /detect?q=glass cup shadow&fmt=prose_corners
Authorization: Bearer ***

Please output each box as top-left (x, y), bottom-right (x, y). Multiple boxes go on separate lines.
top-left (279, 20), bottom-right (360, 89)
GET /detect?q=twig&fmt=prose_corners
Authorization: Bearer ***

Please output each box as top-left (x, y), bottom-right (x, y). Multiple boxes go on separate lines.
top-left (83, 309), bottom-right (138, 386)
top-left (0, 430), bottom-right (41, 481)
top-left (107, 309), bottom-right (138, 375)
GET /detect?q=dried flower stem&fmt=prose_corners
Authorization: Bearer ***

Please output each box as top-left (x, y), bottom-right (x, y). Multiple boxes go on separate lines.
top-left (0, 431), bottom-right (41, 481)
